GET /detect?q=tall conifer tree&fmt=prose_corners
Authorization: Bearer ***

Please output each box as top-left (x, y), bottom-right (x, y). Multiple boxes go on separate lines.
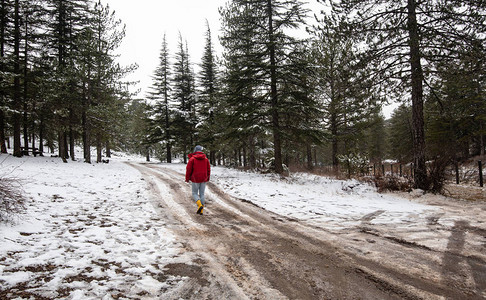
top-left (147, 33), bottom-right (172, 162)
top-left (0, 0), bottom-right (10, 154)
top-left (172, 33), bottom-right (196, 162)
top-left (47, 0), bottom-right (91, 162)
top-left (310, 22), bottom-right (377, 171)
top-left (12, 0), bottom-right (20, 157)
top-left (326, 0), bottom-right (486, 189)
top-left (220, 0), bottom-right (308, 173)
top-left (198, 21), bottom-right (219, 165)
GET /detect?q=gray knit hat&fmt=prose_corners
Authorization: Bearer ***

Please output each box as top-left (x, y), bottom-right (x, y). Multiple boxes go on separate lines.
top-left (194, 145), bottom-right (203, 152)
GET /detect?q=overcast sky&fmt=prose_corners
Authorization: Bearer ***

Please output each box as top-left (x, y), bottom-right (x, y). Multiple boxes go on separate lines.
top-left (99, 1), bottom-right (325, 98)
top-left (99, 1), bottom-right (396, 117)
top-left (99, 0), bottom-right (231, 98)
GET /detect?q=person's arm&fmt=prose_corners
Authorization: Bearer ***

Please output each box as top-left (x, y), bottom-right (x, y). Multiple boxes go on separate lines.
top-left (186, 159), bottom-right (193, 182)
top-left (207, 159), bottom-right (211, 181)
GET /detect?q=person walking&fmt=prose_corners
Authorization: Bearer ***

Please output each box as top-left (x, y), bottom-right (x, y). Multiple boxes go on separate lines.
top-left (185, 145), bottom-right (211, 215)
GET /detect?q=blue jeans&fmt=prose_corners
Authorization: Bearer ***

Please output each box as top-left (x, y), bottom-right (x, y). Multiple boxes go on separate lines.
top-left (192, 182), bottom-right (206, 205)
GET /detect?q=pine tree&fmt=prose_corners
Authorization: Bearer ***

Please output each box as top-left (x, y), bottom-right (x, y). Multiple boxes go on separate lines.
top-left (46, 0), bottom-right (92, 162)
top-left (310, 20), bottom-right (377, 171)
top-left (147, 33), bottom-right (172, 162)
top-left (172, 33), bottom-right (196, 163)
top-left (12, 0), bottom-right (20, 157)
top-left (388, 104), bottom-right (413, 163)
top-left (0, 0), bottom-right (134, 161)
top-left (198, 21), bottom-right (219, 165)
top-left (124, 99), bottom-right (152, 157)
top-left (364, 109), bottom-right (387, 164)
top-left (425, 48), bottom-right (486, 161)
top-left (220, 0), bottom-right (309, 173)
top-left (279, 42), bottom-right (323, 170)
top-left (327, 0), bottom-right (486, 189)
top-left (220, 0), bottom-right (267, 169)
top-left (19, 0), bottom-right (48, 156)
top-left (265, 0), bottom-right (309, 174)
top-left (89, 1), bottom-right (131, 163)
top-left (0, 0), bottom-right (11, 154)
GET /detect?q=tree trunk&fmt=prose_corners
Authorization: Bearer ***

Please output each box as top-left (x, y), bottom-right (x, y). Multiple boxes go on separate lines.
top-left (480, 120), bottom-right (485, 156)
top-left (31, 127), bottom-right (36, 156)
top-left (12, 0), bottom-right (21, 157)
top-left (31, 102), bottom-right (36, 156)
top-left (331, 121), bottom-right (338, 171)
top-left (164, 92), bottom-right (172, 163)
top-left (82, 77), bottom-right (91, 163)
top-left (243, 147), bottom-right (247, 168)
top-left (63, 132), bottom-right (69, 159)
top-left (69, 125), bottom-right (75, 161)
top-left (183, 145), bottom-right (187, 164)
top-left (249, 136), bottom-right (256, 169)
top-left (331, 99), bottom-right (339, 173)
top-left (58, 134), bottom-right (62, 157)
top-left (0, 110), bottom-right (6, 153)
top-left (106, 141), bottom-right (111, 158)
top-left (166, 143), bottom-right (172, 163)
top-left (69, 127), bottom-right (75, 160)
top-left (47, 137), bottom-right (53, 153)
top-left (22, 104), bottom-right (28, 154)
top-left (407, 0), bottom-right (428, 190)
top-left (267, 0), bottom-right (283, 174)
top-left (306, 142), bottom-right (313, 170)
top-left (59, 132), bottom-right (67, 163)
top-left (0, 0), bottom-right (6, 154)
top-left (330, 69), bottom-right (339, 172)
top-left (39, 116), bottom-right (44, 155)
top-left (209, 150), bottom-right (215, 166)
top-left (82, 107), bottom-right (91, 163)
top-left (69, 96), bottom-right (75, 160)
top-left (96, 134), bottom-right (102, 163)
top-left (22, 15), bottom-right (29, 155)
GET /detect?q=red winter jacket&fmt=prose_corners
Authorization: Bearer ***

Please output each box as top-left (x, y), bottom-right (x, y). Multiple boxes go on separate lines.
top-left (185, 152), bottom-right (211, 183)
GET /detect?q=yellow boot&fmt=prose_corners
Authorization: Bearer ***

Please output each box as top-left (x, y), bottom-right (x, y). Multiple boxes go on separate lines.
top-left (196, 200), bottom-right (204, 215)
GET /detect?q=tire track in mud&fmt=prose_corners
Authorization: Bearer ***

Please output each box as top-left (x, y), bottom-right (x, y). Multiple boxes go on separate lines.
top-left (129, 162), bottom-right (485, 299)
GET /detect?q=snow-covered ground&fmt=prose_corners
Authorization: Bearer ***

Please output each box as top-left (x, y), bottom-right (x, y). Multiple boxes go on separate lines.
top-left (0, 151), bottom-right (472, 298)
top-left (164, 163), bottom-right (438, 230)
top-left (0, 153), bottom-right (189, 298)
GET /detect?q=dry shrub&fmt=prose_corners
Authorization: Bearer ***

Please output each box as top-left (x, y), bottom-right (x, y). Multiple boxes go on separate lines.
top-left (427, 155), bottom-right (452, 194)
top-left (372, 175), bottom-right (413, 193)
top-left (0, 176), bottom-right (26, 223)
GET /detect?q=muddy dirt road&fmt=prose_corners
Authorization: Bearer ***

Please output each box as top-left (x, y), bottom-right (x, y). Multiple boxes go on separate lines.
top-left (129, 162), bottom-right (486, 300)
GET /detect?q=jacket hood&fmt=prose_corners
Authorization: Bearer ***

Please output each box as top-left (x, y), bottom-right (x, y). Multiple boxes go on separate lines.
top-left (191, 151), bottom-right (207, 160)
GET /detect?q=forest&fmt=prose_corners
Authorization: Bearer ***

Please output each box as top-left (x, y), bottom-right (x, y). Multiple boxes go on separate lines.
top-left (1, 0), bottom-right (485, 193)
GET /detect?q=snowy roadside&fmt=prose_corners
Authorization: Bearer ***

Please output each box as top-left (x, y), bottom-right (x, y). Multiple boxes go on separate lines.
top-left (1, 154), bottom-right (484, 298)
top-left (114, 162), bottom-right (486, 235)
top-left (0, 154), bottom-right (188, 299)
top-left (162, 163), bottom-right (439, 229)
top-left (162, 163), bottom-right (486, 255)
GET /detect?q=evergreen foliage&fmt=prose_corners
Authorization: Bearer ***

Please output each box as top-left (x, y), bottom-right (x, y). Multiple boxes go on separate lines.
top-left (0, 0), bottom-right (134, 163)
top-left (219, 0), bottom-right (313, 173)
top-left (171, 34), bottom-right (197, 163)
top-left (0, 0), bottom-right (483, 191)
top-left (310, 16), bottom-right (381, 170)
top-left (325, 0), bottom-right (486, 189)
top-left (146, 34), bottom-right (173, 162)
top-left (197, 21), bottom-right (220, 165)
top-left (388, 104), bottom-right (413, 163)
